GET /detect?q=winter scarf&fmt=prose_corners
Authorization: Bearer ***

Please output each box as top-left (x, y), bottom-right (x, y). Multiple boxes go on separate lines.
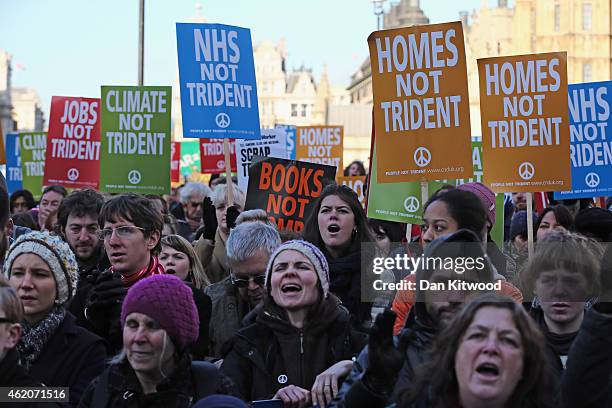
top-left (114, 256), bottom-right (165, 288)
top-left (17, 305), bottom-right (66, 370)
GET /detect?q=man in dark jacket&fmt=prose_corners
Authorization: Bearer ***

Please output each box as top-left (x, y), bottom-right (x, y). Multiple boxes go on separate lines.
top-left (522, 231), bottom-right (601, 378)
top-left (332, 229), bottom-right (496, 407)
top-left (205, 220), bottom-right (281, 357)
top-left (57, 189), bottom-right (109, 328)
top-left (560, 302), bottom-right (612, 408)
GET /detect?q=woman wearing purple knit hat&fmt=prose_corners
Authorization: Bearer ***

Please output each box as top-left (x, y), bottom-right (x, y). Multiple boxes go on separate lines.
top-left (79, 274), bottom-right (225, 407)
top-left (221, 240), bottom-right (366, 408)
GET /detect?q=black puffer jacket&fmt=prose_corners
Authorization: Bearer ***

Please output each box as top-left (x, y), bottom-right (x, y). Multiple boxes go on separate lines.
top-left (79, 353), bottom-right (234, 408)
top-left (220, 295), bottom-right (366, 401)
top-left (79, 353), bottom-right (195, 408)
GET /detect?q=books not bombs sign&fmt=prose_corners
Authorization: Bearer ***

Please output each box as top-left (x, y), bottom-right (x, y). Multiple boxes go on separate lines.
top-left (368, 21), bottom-right (473, 183)
top-left (245, 157), bottom-right (336, 232)
top-left (100, 86), bottom-right (171, 194)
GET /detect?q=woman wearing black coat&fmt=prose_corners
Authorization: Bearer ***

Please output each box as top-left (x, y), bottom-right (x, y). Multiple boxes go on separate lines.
top-left (4, 232), bottom-right (107, 406)
top-left (221, 240), bottom-right (366, 407)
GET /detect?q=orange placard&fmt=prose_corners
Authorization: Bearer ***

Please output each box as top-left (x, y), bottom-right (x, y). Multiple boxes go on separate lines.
top-left (477, 52), bottom-right (571, 193)
top-left (296, 125), bottom-right (343, 174)
top-left (337, 176), bottom-right (366, 208)
top-left (368, 21), bottom-right (472, 183)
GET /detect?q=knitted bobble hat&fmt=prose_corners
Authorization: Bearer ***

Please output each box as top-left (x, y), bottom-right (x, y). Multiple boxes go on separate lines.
top-left (265, 240), bottom-right (330, 299)
top-left (458, 182), bottom-right (496, 227)
top-left (4, 231), bottom-right (78, 306)
top-left (120, 274), bottom-right (199, 351)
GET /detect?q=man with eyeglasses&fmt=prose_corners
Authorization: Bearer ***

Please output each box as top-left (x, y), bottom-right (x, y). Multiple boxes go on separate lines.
top-left (57, 189), bottom-right (109, 328)
top-left (177, 182), bottom-right (212, 241)
top-left (83, 194), bottom-right (164, 352)
top-left (205, 219), bottom-right (281, 357)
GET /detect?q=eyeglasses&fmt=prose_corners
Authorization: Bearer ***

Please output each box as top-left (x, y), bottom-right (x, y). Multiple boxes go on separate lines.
top-left (0, 317), bottom-right (15, 324)
top-left (230, 274), bottom-right (266, 288)
top-left (188, 202), bottom-right (203, 209)
top-left (97, 225), bottom-right (146, 241)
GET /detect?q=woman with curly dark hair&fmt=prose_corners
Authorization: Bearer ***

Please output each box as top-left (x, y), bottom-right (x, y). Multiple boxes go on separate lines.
top-left (402, 293), bottom-right (554, 408)
top-left (343, 160), bottom-right (366, 176)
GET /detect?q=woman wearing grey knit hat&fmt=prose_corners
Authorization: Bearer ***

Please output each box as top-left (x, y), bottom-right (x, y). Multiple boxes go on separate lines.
top-left (4, 231), bottom-right (107, 407)
top-left (221, 240), bottom-right (367, 408)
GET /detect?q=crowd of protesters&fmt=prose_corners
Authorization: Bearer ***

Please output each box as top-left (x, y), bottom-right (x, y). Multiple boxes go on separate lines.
top-left (0, 158), bottom-right (611, 408)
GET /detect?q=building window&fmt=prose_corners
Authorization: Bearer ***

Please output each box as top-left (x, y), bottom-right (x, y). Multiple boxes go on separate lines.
top-left (301, 104), bottom-right (308, 117)
top-left (583, 3), bottom-right (592, 30)
top-left (291, 104), bottom-right (298, 117)
top-left (583, 62), bottom-right (592, 82)
top-left (554, 4), bottom-right (560, 32)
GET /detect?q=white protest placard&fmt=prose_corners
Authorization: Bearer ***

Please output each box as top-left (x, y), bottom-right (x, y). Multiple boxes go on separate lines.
top-left (236, 128), bottom-right (288, 191)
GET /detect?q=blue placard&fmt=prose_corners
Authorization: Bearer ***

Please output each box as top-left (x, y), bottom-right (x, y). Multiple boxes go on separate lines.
top-left (275, 124), bottom-right (296, 159)
top-left (176, 23), bottom-right (260, 140)
top-left (5, 132), bottom-right (22, 194)
top-left (555, 81), bottom-right (612, 200)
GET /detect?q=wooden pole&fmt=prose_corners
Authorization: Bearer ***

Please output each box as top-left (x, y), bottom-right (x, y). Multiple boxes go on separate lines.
top-left (526, 192), bottom-right (534, 259)
top-left (223, 139), bottom-right (234, 205)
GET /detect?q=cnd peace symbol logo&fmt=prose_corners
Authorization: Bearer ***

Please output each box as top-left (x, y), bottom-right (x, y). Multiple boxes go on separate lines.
top-left (585, 172), bottom-right (600, 188)
top-left (128, 170), bottom-right (142, 185)
top-left (404, 196), bottom-right (420, 213)
top-left (215, 113), bottom-right (230, 129)
top-left (67, 168), bottom-right (79, 181)
top-left (413, 147), bottom-right (431, 167)
top-left (277, 374), bottom-right (288, 384)
top-left (518, 162), bottom-right (535, 181)
top-left (217, 160), bottom-right (225, 169)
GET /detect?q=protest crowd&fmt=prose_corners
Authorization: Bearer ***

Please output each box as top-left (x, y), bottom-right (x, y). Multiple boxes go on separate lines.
top-left (1, 16), bottom-right (612, 408)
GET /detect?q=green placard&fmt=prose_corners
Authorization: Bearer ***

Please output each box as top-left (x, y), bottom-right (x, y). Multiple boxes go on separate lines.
top-left (100, 86), bottom-right (171, 194)
top-left (20, 132), bottom-right (46, 200)
top-left (367, 137), bottom-right (505, 245)
top-left (366, 143), bottom-right (445, 224)
top-left (180, 141), bottom-right (201, 178)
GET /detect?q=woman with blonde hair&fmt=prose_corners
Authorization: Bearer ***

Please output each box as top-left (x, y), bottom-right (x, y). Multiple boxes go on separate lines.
top-left (160, 234), bottom-right (210, 290)
top-left (79, 274), bottom-right (226, 407)
top-left (159, 234), bottom-right (212, 359)
top-left (193, 183), bottom-right (246, 284)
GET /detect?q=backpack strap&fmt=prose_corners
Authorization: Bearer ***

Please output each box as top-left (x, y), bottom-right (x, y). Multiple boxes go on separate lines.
top-left (191, 360), bottom-right (222, 402)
